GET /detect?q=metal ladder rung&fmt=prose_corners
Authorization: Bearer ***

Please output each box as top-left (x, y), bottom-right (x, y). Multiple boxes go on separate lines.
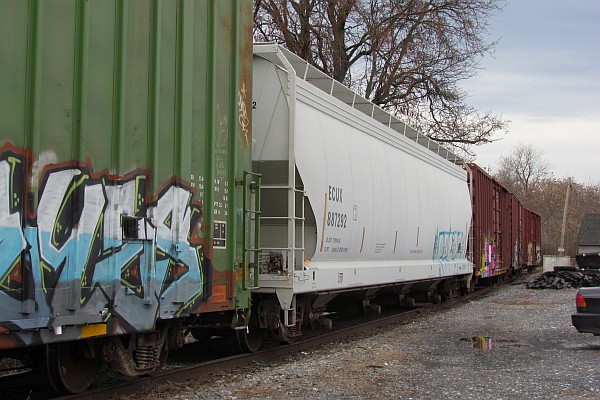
top-left (261, 185), bottom-right (291, 189)
top-left (259, 247), bottom-right (305, 251)
top-left (259, 216), bottom-right (305, 221)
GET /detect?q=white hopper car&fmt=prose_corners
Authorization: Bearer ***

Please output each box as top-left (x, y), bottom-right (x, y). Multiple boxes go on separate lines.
top-left (247, 44), bottom-right (472, 348)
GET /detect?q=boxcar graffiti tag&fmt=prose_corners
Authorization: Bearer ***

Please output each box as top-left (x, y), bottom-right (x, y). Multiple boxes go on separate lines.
top-left (0, 144), bottom-right (206, 343)
top-left (432, 230), bottom-right (465, 261)
top-left (481, 239), bottom-right (499, 278)
top-left (238, 83), bottom-right (250, 148)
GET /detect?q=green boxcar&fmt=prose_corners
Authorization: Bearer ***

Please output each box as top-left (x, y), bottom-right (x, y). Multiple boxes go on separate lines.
top-left (0, 0), bottom-right (255, 393)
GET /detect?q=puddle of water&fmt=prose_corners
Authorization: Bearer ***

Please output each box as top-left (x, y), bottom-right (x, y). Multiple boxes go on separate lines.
top-left (460, 336), bottom-right (530, 351)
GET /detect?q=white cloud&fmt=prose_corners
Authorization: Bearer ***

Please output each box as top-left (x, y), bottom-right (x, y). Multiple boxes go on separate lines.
top-left (464, 0), bottom-right (600, 184)
top-left (474, 116), bottom-right (600, 184)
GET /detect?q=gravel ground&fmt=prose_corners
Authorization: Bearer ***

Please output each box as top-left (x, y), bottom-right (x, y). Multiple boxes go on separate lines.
top-left (128, 277), bottom-right (600, 400)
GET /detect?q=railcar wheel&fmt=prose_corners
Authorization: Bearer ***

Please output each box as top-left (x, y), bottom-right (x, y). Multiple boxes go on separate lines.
top-left (43, 341), bottom-right (98, 395)
top-left (236, 310), bottom-right (264, 353)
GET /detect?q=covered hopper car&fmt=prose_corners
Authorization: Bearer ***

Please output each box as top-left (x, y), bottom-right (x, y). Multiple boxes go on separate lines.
top-left (0, 1), bottom-right (540, 395)
top-left (248, 45), bottom-right (473, 345)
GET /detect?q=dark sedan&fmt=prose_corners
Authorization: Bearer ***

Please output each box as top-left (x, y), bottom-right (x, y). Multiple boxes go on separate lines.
top-left (572, 287), bottom-right (600, 336)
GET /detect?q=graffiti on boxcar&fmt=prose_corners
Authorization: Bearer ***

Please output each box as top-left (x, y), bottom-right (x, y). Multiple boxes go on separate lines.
top-left (238, 83), bottom-right (250, 148)
top-left (0, 144), bottom-right (205, 343)
top-left (432, 230), bottom-right (465, 261)
top-left (479, 239), bottom-right (498, 278)
top-left (527, 242), bottom-right (541, 266)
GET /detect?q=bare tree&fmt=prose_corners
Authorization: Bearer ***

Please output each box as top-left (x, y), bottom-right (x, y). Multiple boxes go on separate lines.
top-left (493, 144), bottom-right (600, 255)
top-left (495, 143), bottom-right (551, 205)
top-left (535, 179), bottom-right (600, 255)
top-left (253, 0), bottom-right (507, 151)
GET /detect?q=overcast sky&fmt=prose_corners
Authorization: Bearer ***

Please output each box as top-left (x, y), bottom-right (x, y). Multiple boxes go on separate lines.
top-left (464, 0), bottom-right (600, 185)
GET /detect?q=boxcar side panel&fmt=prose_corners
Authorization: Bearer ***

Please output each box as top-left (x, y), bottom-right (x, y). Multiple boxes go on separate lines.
top-left (467, 163), bottom-right (542, 278)
top-left (468, 164), bottom-right (505, 278)
top-left (0, 0), bottom-right (253, 349)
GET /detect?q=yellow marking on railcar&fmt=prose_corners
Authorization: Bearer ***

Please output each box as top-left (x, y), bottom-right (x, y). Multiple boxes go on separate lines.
top-left (81, 324), bottom-right (107, 338)
top-left (175, 290), bottom-right (204, 318)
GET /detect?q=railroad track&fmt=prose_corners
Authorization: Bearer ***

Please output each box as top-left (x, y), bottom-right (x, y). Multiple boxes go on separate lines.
top-left (56, 284), bottom-right (498, 400)
top-left (0, 283), bottom-right (500, 400)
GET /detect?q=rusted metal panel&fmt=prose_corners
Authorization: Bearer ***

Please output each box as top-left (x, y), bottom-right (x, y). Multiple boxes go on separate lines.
top-left (467, 164), bottom-right (502, 278)
top-left (523, 208), bottom-right (542, 267)
top-left (466, 164), bottom-right (542, 278)
top-left (502, 193), bottom-right (522, 271)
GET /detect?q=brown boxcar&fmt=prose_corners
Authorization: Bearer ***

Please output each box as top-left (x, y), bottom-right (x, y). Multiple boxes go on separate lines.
top-left (466, 164), bottom-right (541, 282)
top-left (522, 208), bottom-right (542, 267)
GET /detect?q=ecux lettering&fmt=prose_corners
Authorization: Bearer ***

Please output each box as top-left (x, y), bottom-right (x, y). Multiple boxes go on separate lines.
top-left (328, 185), bottom-right (342, 203)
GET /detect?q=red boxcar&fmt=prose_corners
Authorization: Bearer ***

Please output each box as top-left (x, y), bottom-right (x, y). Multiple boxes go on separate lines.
top-left (466, 164), bottom-right (541, 281)
top-left (501, 193), bottom-right (520, 271)
top-left (522, 208), bottom-right (542, 267)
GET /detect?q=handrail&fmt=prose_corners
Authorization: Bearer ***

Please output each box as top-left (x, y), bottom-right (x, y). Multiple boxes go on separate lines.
top-left (242, 170), bottom-right (262, 290)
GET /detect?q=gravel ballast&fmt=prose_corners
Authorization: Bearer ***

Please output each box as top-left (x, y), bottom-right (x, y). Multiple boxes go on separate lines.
top-left (132, 280), bottom-right (600, 400)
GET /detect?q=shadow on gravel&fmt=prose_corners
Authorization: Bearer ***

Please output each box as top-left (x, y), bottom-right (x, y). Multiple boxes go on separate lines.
top-left (561, 343), bottom-right (600, 351)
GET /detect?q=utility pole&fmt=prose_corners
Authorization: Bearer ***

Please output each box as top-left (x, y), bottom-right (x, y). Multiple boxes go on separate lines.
top-left (558, 178), bottom-right (571, 256)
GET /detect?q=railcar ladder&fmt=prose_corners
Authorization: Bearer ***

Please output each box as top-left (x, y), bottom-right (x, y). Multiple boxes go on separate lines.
top-left (258, 185), bottom-right (306, 273)
top-left (242, 171), bottom-right (261, 290)
top-left (258, 183), bottom-right (305, 330)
